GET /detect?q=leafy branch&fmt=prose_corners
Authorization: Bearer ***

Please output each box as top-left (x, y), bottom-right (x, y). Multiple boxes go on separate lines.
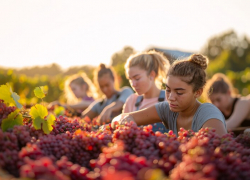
top-left (30, 86), bottom-right (55, 134)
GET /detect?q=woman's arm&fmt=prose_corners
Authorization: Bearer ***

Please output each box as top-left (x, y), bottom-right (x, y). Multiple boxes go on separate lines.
top-left (202, 119), bottom-right (227, 136)
top-left (226, 99), bottom-right (250, 130)
top-left (112, 105), bottom-right (162, 128)
top-left (81, 106), bottom-right (98, 120)
top-left (98, 88), bottom-right (134, 124)
top-left (98, 100), bottom-right (125, 124)
top-left (67, 101), bottom-right (93, 110)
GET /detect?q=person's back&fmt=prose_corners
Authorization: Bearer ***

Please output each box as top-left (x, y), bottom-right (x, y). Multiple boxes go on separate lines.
top-left (122, 50), bottom-right (170, 133)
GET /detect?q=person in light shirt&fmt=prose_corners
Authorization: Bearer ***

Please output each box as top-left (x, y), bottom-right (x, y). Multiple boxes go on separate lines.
top-left (123, 50), bottom-right (170, 133)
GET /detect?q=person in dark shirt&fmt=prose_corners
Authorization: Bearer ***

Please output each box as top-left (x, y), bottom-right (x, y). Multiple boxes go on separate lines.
top-left (204, 73), bottom-right (250, 131)
top-left (82, 63), bottom-right (133, 124)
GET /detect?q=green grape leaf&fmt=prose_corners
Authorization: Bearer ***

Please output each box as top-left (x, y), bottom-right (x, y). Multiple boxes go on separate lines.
top-left (30, 104), bottom-right (48, 119)
top-left (11, 92), bottom-right (23, 109)
top-left (33, 116), bottom-right (44, 130)
top-left (34, 86), bottom-right (47, 99)
top-left (42, 114), bottom-right (56, 134)
top-left (0, 84), bottom-right (23, 109)
top-left (30, 104), bottom-right (55, 134)
top-left (1, 109), bottom-right (23, 132)
top-left (54, 106), bottom-right (65, 116)
top-left (0, 84), bottom-right (16, 105)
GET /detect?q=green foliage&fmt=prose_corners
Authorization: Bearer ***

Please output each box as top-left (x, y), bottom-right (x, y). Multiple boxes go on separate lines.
top-left (206, 50), bottom-right (230, 77)
top-left (34, 86), bottom-right (48, 99)
top-left (0, 70), bottom-right (65, 105)
top-left (202, 30), bottom-right (250, 97)
top-left (202, 30), bottom-right (250, 72)
top-left (113, 63), bottom-right (130, 88)
top-left (11, 92), bottom-right (22, 109)
top-left (111, 46), bottom-right (134, 67)
top-left (30, 104), bottom-right (48, 119)
top-left (29, 104), bottom-right (55, 134)
top-left (1, 109), bottom-right (23, 132)
top-left (0, 84), bottom-right (22, 109)
top-left (0, 84), bottom-right (16, 106)
top-left (111, 46), bottom-right (134, 88)
top-left (0, 65), bottom-right (97, 105)
top-left (54, 106), bottom-right (65, 116)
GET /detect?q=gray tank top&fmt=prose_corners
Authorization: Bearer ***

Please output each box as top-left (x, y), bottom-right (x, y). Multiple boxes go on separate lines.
top-left (155, 101), bottom-right (226, 136)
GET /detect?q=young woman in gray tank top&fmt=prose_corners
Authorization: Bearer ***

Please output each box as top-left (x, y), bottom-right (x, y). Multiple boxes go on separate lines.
top-left (112, 54), bottom-right (227, 137)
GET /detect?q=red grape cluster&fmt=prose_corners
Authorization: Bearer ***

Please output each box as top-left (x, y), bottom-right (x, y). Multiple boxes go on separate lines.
top-left (235, 132), bottom-right (250, 148)
top-left (171, 128), bottom-right (250, 180)
top-left (70, 130), bottom-right (112, 168)
top-left (153, 131), bottom-right (181, 175)
top-left (10, 125), bottom-right (33, 148)
top-left (19, 143), bottom-right (45, 160)
top-left (20, 157), bottom-right (70, 180)
top-left (1, 98), bottom-right (250, 180)
top-left (56, 156), bottom-right (89, 180)
top-left (90, 140), bottom-right (151, 179)
top-left (33, 132), bottom-right (73, 161)
top-left (50, 115), bottom-right (92, 135)
top-left (0, 129), bottom-right (24, 177)
top-left (0, 99), bottom-right (16, 125)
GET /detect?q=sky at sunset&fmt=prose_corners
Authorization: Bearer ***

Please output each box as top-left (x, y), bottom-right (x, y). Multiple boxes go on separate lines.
top-left (0, 0), bottom-right (249, 70)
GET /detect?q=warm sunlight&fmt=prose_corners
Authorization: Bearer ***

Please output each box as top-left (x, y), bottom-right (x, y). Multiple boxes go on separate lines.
top-left (0, 0), bottom-right (249, 70)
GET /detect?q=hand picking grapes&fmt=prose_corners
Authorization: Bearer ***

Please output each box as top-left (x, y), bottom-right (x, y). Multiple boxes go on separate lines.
top-left (114, 54), bottom-right (227, 137)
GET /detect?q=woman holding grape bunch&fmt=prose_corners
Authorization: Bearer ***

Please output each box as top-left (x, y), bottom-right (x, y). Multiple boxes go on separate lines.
top-left (112, 54), bottom-right (227, 136)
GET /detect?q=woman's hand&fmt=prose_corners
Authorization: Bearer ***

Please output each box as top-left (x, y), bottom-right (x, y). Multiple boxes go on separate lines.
top-left (97, 107), bottom-right (113, 124)
top-left (111, 114), bottom-right (136, 129)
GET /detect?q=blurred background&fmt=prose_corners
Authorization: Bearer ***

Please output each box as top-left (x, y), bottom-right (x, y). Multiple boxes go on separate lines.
top-left (0, 0), bottom-right (249, 104)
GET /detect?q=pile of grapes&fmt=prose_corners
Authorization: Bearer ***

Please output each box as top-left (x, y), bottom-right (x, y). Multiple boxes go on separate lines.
top-left (0, 99), bottom-right (250, 180)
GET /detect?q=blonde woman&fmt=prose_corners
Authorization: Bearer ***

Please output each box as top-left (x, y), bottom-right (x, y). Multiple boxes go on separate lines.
top-left (123, 50), bottom-right (170, 133)
top-left (50, 73), bottom-right (97, 113)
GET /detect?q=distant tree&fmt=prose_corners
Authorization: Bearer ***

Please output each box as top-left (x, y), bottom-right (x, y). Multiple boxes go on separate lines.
top-left (202, 30), bottom-right (250, 96)
top-left (13, 63), bottom-right (63, 77)
top-left (201, 30), bottom-right (250, 72)
top-left (111, 46), bottom-right (135, 88)
top-left (111, 46), bottom-right (134, 67)
top-left (63, 65), bottom-right (96, 80)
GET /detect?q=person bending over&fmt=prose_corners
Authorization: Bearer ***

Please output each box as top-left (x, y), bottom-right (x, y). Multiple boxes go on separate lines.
top-left (112, 54), bottom-right (227, 137)
top-left (204, 73), bottom-right (250, 131)
top-left (123, 50), bottom-right (170, 133)
top-left (82, 64), bottom-right (133, 124)
top-left (49, 73), bottom-right (96, 114)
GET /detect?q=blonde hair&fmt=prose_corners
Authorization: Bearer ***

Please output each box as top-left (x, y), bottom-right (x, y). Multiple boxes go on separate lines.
top-left (168, 54), bottom-right (209, 91)
top-left (204, 73), bottom-right (236, 101)
top-left (64, 73), bottom-right (97, 104)
top-left (125, 50), bottom-right (170, 89)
